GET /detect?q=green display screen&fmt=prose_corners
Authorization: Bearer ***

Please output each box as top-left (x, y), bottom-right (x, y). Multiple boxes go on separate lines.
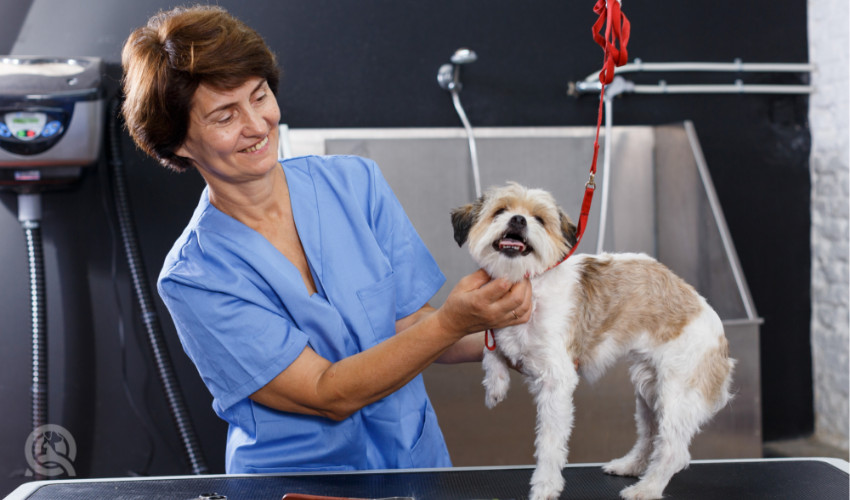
top-left (11, 116), bottom-right (40, 124)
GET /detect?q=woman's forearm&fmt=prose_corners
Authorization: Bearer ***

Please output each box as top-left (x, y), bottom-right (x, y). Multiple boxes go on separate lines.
top-left (253, 306), bottom-right (462, 421)
top-left (435, 332), bottom-right (485, 364)
top-left (251, 271), bottom-right (530, 421)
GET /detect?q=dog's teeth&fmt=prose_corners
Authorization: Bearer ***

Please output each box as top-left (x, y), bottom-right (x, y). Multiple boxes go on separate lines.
top-left (499, 239), bottom-right (526, 252)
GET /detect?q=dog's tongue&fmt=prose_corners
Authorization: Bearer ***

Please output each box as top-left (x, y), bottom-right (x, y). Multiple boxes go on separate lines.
top-left (499, 238), bottom-right (526, 252)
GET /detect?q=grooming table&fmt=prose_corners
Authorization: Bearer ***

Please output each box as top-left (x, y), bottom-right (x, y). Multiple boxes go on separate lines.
top-left (5, 458), bottom-right (848, 499)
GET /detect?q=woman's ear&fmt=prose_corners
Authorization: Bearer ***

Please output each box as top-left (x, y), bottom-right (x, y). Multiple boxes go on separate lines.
top-left (174, 143), bottom-right (192, 161)
top-left (170, 141), bottom-right (199, 171)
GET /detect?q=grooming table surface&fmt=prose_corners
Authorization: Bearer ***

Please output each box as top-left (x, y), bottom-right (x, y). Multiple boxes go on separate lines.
top-left (5, 459), bottom-right (848, 500)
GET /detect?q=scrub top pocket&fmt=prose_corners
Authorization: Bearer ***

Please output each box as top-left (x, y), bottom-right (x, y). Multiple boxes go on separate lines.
top-left (409, 400), bottom-right (452, 468)
top-left (356, 272), bottom-right (397, 348)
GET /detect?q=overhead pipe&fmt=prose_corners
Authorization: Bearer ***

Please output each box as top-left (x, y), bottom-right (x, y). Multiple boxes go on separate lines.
top-left (569, 59), bottom-right (814, 96)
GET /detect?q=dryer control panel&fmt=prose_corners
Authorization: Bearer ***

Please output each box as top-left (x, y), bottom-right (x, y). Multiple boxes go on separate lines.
top-left (0, 56), bottom-right (104, 171)
top-left (0, 108), bottom-right (68, 155)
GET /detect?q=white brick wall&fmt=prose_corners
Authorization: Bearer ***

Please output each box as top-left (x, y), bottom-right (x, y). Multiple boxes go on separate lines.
top-left (808, 0), bottom-right (849, 453)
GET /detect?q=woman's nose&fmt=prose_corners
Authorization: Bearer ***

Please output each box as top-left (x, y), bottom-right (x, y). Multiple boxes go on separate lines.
top-left (242, 106), bottom-right (266, 135)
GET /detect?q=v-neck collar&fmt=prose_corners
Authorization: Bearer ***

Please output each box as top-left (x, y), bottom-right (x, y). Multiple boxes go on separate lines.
top-left (282, 161), bottom-right (324, 297)
top-left (197, 161), bottom-right (325, 298)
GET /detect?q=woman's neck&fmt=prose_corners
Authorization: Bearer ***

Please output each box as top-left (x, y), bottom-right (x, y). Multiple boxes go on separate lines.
top-left (206, 165), bottom-right (290, 229)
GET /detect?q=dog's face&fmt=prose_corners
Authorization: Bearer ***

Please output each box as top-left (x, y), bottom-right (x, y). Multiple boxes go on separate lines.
top-left (451, 183), bottom-right (577, 281)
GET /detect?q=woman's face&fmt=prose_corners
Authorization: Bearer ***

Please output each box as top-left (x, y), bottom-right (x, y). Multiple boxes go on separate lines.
top-left (176, 77), bottom-right (280, 183)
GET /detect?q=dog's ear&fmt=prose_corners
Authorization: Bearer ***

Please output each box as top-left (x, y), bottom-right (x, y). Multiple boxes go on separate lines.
top-left (560, 210), bottom-right (578, 248)
top-left (450, 197), bottom-right (483, 247)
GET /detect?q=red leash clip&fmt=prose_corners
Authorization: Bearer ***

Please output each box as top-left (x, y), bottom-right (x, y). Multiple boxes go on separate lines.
top-left (485, 329), bottom-right (497, 351)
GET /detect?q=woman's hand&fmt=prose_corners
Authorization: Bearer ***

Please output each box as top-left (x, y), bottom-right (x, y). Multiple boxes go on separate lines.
top-left (435, 269), bottom-right (532, 340)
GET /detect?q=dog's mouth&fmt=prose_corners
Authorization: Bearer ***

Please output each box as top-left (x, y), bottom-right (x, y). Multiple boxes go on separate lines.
top-left (493, 230), bottom-right (533, 258)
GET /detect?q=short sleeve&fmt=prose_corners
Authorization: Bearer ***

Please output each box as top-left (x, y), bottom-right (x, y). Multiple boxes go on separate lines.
top-left (364, 160), bottom-right (445, 318)
top-left (159, 272), bottom-right (309, 412)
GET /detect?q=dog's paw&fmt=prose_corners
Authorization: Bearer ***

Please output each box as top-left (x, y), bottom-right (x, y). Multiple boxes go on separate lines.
top-left (603, 456), bottom-right (646, 477)
top-left (528, 488), bottom-right (561, 500)
top-left (529, 468), bottom-right (565, 500)
top-left (483, 374), bottom-right (510, 408)
top-left (619, 480), bottom-right (664, 500)
top-left (484, 386), bottom-right (507, 409)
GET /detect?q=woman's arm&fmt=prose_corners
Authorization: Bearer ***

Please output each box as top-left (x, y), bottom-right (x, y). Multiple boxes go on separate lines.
top-left (250, 270), bottom-right (530, 421)
top-left (394, 304), bottom-right (484, 364)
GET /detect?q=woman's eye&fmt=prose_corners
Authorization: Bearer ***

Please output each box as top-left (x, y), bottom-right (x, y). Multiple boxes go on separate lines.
top-left (217, 115), bottom-right (233, 124)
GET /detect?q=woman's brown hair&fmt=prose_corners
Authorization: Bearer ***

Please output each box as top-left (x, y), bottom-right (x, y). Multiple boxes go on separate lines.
top-left (121, 5), bottom-right (280, 172)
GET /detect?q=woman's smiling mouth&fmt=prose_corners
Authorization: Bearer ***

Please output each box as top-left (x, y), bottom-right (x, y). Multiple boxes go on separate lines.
top-left (242, 135), bottom-right (269, 153)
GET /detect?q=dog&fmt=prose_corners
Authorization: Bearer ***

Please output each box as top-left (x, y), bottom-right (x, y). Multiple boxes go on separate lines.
top-left (451, 183), bottom-right (735, 500)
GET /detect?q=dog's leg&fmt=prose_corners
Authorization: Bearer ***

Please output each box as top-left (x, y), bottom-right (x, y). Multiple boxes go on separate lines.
top-left (482, 348), bottom-right (512, 408)
top-left (603, 392), bottom-right (657, 478)
top-left (619, 384), bottom-right (703, 500)
top-left (527, 361), bottom-right (579, 500)
top-left (604, 361), bottom-right (659, 478)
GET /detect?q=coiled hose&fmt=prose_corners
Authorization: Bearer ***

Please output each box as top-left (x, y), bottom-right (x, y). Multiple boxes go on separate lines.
top-left (107, 100), bottom-right (208, 475)
top-left (20, 201), bottom-right (47, 480)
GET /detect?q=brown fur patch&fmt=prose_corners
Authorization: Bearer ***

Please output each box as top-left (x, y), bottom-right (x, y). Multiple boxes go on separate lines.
top-left (570, 256), bottom-right (703, 359)
top-left (560, 212), bottom-right (577, 248)
top-left (690, 336), bottom-right (732, 406)
top-left (466, 208), bottom-right (492, 250)
top-left (451, 198), bottom-right (484, 247)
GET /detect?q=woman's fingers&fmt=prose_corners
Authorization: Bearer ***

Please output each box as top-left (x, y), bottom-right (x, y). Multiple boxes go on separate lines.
top-left (478, 276), bottom-right (532, 328)
top-left (439, 271), bottom-right (534, 338)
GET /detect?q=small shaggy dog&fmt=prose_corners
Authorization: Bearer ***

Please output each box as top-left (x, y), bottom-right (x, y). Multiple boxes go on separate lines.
top-left (451, 183), bottom-right (735, 500)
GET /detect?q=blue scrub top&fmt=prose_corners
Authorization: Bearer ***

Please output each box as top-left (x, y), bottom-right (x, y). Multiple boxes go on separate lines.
top-left (158, 155), bottom-right (451, 473)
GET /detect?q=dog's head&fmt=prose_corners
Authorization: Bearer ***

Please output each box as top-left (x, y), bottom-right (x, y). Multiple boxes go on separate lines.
top-left (451, 182), bottom-right (577, 281)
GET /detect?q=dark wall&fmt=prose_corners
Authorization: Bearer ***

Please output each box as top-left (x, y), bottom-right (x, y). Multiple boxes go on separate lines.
top-left (0, 0), bottom-right (811, 495)
top-left (0, 0), bottom-right (30, 53)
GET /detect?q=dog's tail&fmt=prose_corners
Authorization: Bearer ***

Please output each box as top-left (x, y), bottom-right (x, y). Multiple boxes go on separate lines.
top-left (715, 337), bottom-right (737, 414)
top-left (703, 329), bottom-right (736, 415)
top-left (688, 308), bottom-right (736, 416)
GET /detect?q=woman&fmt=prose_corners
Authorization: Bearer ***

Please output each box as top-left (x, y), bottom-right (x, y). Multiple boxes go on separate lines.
top-left (121, 5), bottom-right (531, 474)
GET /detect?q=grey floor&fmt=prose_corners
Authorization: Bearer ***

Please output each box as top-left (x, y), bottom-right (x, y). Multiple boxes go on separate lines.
top-left (763, 436), bottom-right (849, 461)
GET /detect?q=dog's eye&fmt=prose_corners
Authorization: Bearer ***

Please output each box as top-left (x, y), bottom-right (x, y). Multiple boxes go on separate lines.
top-left (534, 216), bottom-right (545, 225)
top-left (493, 208), bottom-right (506, 218)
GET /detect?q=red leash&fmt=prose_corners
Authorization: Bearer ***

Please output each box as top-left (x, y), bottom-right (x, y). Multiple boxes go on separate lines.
top-left (485, 1), bottom-right (630, 352)
top-left (562, 0), bottom-right (630, 262)
top-left (593, 0), bottom-right (631, 87)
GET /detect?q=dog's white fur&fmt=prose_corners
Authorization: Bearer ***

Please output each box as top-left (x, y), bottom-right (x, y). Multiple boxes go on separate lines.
top-left (451, 183), bottom-right (735, 500)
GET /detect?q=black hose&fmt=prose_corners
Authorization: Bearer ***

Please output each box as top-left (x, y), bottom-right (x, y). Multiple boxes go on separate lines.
top-left (107, 100), bottom-right (208, 475)
top-left (22, 219), bottom-right (47, 480)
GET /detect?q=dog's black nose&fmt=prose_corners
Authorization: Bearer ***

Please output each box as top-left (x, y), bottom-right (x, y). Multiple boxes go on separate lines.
top-left (509, 215), bottom-right (527, 229)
